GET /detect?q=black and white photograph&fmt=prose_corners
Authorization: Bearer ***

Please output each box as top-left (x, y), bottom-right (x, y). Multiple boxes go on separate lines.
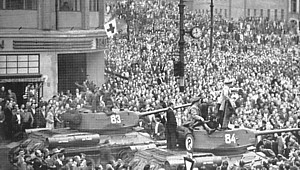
top-left (0, 0), bottom-right (300, 169)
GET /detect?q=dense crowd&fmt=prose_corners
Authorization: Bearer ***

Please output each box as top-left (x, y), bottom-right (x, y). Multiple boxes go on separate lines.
top-left (1, 0), bottom-right (300, 169)
top-left (103, 0), bottom-right (300, 169)
top-left (12, 147), bottom-right (132, 170)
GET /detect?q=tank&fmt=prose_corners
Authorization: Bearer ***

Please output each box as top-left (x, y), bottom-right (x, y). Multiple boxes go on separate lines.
top-left (8, 104), bottom-right (191, 167)
top-left (177, 122), bottom-right (300, 156)
top-left (8, 128), bottom-right (167, 167)
top-left (129, 104), bottom-right (300, 170)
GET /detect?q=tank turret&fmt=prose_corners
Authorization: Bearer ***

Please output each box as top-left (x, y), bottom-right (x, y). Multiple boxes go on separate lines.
top-left (61, 104), bottom-right (192, 134)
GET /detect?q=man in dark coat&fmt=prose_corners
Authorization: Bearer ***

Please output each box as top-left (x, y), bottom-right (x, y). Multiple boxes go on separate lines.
top-left (166, 101), bottom-right (177, 150)
top-left (190, 97), bottom-right (214, 134)
top-left (11, 108), bottom-right (23, 141)
top-left (4, 102), bottom-right (13, 140)
top-left (33, 105), bottom-right (46, 128)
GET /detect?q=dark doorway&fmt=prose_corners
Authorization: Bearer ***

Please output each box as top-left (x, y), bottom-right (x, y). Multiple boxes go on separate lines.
top-left (3, 82), bottom-right (27, 106)
top-left (58, 53), bottom-right (87, 95)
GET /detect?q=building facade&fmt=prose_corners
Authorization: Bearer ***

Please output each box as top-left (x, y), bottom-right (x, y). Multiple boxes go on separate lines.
top-left (0, 0), bottom-right (107, 103)
top-left (193, 0), bottom-right (300, 30)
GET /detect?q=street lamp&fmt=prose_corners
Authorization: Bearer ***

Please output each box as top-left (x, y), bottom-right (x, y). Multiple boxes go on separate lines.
top-left (178, 0), bottom-right (185, 92)
top-left (177, 0), bottom-right (203, 92)
top-left (210, 0), bottom-right (214, 59)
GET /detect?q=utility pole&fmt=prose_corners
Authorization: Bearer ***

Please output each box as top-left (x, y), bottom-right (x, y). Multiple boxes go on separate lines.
top-left (210, 0), bottom-right (214, 59)
top-left (178, 0), bottom-right (185, 92)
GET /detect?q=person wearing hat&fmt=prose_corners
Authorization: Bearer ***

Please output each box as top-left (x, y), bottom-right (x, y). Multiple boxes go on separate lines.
top-left (217, 78), bottom-right (237, 129)
top-left (189, 96), bottom-right (214, 134)
top-left (165, 101), bottom-right (177, 150)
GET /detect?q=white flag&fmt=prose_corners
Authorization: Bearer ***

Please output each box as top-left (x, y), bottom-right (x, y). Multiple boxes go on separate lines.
top-left (104, 18), bottom-right (117, 38)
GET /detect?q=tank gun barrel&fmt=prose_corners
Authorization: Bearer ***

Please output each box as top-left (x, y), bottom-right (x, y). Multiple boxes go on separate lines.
top-left (138, 103), bottom-right (192, 117)
top-left (254, 128), bottom-right (300, 136)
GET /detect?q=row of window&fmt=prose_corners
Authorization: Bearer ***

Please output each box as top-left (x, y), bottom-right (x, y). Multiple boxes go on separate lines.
top-left (247, 9), bottom-right (285, 20)
top-left (0, 54), bottom-right (39, 75)
top-left (0, 0), bottom-right (100, 11)
top-left (215, 8), bottom-right (228, 17)
top-left (198, 8), bottom-right (285, 20)
top-left (198, 8), bottom-right (228, 18)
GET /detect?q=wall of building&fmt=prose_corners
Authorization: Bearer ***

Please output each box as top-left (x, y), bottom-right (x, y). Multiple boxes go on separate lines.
top-left (192, 0), bottom-right (290, 21)
top-left (244, 0), bottom-right (288, 20)
top-left (0, 10), bottom-right (38, 29)
top-left (58, 12), bottom-right (82, 29)
top-left (0, 0), bottom-right (108, 100)
top-left (230, 0), bottom-right (245, 20)
top-left (90, 12), bottom-right (100, 28)
top-left (193, 0), bottom-right (210, 12)
top-left (86, 52), bottom-right (105, 86)
top-left (40, 52), bottom-right (58, 99)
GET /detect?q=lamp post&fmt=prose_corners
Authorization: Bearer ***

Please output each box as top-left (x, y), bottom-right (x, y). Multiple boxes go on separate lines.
top-left (177, 0), bottom-right (203, 92)
top-left (210, 0), bottom-right (214, 59)
top-left (178, 0), bottom-right (185, 92)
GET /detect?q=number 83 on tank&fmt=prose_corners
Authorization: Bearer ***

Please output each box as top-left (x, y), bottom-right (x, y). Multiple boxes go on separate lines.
top-left (110, 114), bottom-right (122, 124)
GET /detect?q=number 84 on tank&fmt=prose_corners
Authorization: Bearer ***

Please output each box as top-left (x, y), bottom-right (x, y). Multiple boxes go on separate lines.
top-left (177, 127), bottom-right (300, 155)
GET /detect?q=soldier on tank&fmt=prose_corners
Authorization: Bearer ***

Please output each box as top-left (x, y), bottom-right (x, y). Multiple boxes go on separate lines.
top-left (217, 78), bottom-right (238, 129)
top-left (189, 95), bottom-right (215, 134)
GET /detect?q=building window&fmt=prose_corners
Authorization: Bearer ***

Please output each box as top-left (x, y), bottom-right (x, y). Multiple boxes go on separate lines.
top-left (260, 9), bottom-right (263, 17)
top-left (0, 54), bottom-right (40, 75)
top-left (0, 0), bottom-right (3, 9)
top-left (281, 9), bottom-right (284, 21)
top-left (291, 0), bottom-right (297, 13)
top-left (89, 0), bottom-right (99, 11)
top-left (215, 8), bottom-right (218, 14)
top-left (1, 0), bottom-right (37, 10)
top-left (220, 9), bottom-right (222, 15)
top-left (225, 9), bottom-right (227, 17)
top-left (274, 9), bottom-right (278, 20)
top-left (267, 9), bottom-right (270, 19)
top-left (248, 9), bottom-right (251, 16)
top-left (59, 0), bottom-right (80, 11)
top-left (254, 9), bottom-right (257, 16)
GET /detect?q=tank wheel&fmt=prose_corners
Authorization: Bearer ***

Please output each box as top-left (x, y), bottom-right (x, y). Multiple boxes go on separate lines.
top-left (118, 149), bottom-right (134, 161)
top-left (185, 133), bottom-right (194, 152)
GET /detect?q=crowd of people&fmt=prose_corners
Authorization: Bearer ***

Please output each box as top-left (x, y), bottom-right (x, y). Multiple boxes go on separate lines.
top-left (1, 0), bottom-right (300, 169)
top-left (12, 146), bottom-right (133, 170)
top-left (103, 0), bottom-right (300, 169)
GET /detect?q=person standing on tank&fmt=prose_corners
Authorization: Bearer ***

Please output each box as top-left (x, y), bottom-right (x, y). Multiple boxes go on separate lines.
top-left (166, 101), bottom-right (177, 150)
